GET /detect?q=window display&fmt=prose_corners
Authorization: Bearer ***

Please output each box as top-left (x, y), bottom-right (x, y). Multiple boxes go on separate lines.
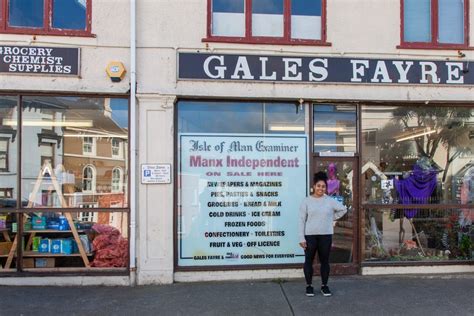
top-left (361, 105), bottom-right (473, 262)
top-left (364, 208), bottom-right (472, 262)
top-left (361, 105), bottom-right (474, 205)
top-left (0, 95), bottom-right (129, 272)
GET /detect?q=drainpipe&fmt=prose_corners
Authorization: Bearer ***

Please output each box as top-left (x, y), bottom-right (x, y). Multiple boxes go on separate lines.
top-left (129, 0), bottom-right (137, 286)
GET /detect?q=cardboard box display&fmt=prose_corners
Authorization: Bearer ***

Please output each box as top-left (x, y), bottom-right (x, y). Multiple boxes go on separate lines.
top-left (23, 258), bottom-right (35, 268)
top-left (35, 258), bottom-right (55, 268)
top-left (0, 241), bottom-right (13, 255)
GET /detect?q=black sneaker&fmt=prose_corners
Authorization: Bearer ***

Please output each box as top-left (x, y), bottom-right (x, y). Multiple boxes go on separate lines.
top-left (321, 285), bottom-right (332, 297)
top-left (306, 286), bottom-right (315, 297)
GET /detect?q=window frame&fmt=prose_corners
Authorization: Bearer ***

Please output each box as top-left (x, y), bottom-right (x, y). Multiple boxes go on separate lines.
top-left (398, 0), bottom-right (470, 50)
top-left (0, 0), bottom-right (93, 37)
top-left (204, 0), bottom-right (330, 46)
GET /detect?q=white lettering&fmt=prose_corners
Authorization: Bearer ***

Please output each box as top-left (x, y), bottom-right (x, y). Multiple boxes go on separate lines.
top-left (231, 56), bottom-right (254, 79)
top-left (203, 55), bottom-right (226, 79)
top-left (309, 58), bottom-right (328, 82)
top-left (419, 62), bottom-right (440, 84)
top-left (259, 57), bottom-right (276, 80)
top-left (446, 62), bottom-right (464, 84)
top-left (351, 60), bottom-right (369, 82)
top-left (282, 58), bottom-right (302, 81)
top-left (392, 61), bottom-right (413, 83)
top-left (371, 61), bottom-right (392, 83)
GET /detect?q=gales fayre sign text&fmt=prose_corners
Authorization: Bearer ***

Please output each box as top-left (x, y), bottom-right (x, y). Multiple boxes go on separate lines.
top-left (178, 52), bottom-right (473, 85)
top-left (0, 45), bottom-right (80, 75)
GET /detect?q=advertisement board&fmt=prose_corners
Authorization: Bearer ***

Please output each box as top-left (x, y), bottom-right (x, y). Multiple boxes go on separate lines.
top-left (178, 134), bottom-right (307, 266)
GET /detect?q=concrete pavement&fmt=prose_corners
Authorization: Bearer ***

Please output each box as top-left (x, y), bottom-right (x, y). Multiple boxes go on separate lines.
top-left (0, 274), bottom-right (473, 316)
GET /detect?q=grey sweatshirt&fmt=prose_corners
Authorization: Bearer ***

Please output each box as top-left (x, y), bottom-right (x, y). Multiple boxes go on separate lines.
top-left (298, 195), bottom-right (347, 242)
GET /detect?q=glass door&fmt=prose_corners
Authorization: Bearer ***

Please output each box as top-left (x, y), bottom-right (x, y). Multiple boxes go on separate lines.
top-left (313, 158), bottom-right (359, 274)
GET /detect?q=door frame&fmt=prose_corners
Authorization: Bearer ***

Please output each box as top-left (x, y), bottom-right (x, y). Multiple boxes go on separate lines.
top-left (311, 155), bottom-right (360, 275)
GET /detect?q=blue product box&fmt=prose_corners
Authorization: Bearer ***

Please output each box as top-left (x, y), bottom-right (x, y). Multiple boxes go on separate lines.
top-left (39, 239), bottom-right (51, 253)
top-left (61, 239), bottom-right (72, 255)
top-left (72, 239), bottom-right (79, 253)
top-left (51, 239), bottom-right (61, 254)
top-left (32, 216), bottom-right (47, 230)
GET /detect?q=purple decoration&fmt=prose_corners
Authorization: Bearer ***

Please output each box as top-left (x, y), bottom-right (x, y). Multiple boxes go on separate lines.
top-left (394, 163), bottom-right (438, 218)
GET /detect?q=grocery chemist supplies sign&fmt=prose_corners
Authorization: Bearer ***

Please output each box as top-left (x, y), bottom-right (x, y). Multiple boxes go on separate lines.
top-left (178, 134), bottom-right (307, 266)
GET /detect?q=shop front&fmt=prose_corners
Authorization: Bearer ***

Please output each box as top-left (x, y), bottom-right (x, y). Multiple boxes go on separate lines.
top-left (168, 52), bottom-right (474, 280)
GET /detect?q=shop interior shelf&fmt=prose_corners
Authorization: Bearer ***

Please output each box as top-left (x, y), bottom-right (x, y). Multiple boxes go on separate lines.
top-left (23, 251), bottom-right (93, 257)
top-left (23, 229), bottom-right (86, 234)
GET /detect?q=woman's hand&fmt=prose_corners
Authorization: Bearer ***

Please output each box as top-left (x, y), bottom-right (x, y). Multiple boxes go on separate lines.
top-left (299, 241), bottom-right (307, 249)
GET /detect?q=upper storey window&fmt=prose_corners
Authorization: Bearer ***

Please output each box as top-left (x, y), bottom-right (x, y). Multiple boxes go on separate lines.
top-left (206, 0), bottom-right (329, 45)
top-left (0, 0), bottom-right (92, 36)
top-left (400, 0), bottom-right (469, 49)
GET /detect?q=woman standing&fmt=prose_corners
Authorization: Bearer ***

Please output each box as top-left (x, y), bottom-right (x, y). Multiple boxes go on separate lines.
top-left (299, 171), bottom-right (347, 297)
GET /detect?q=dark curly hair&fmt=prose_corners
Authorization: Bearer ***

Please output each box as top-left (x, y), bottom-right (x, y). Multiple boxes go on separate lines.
top-left (313, 171), bottom-right (328, 187)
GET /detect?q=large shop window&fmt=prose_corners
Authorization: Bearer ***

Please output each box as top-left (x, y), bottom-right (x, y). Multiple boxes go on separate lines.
top-left (0, 95), bottom-right (129, 273)
top-left (177, 100), bottom-right (308, 267)
top-left (361, 105), bottom-right (473, 262)
top-left (0, 0), bottom-right (92, 36)
top-left (206, 0), bottom-right (328, 45)
top-left (400, 0), bottom-right (469, 49)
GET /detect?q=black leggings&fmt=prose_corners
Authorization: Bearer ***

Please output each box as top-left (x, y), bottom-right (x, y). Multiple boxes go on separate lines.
top-left (303, 234), bottom-right (332, 286)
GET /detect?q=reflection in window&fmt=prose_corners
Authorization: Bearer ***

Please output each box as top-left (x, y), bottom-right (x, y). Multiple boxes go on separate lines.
top-left (403, 0), bottom-right (466, 45)
top-left (52, 0), bottom-right (87, 30)
top-left (252, 0), bottom-right (284, 37)
top-left (112, 139), bottom-right (121, 157)
top-left (0, 96), bottom-right (18, 205)
top-left (111, 168), bottom-right (123, 193)
top-left (82, 137), bottom-right (94, 155)
top-left (8, 0), bottom-right (44, 28)
top-left (313, 104), bottom-right (357, 153)
top-left (179, 101), bottom-right (305, 134)
top-left (82, 165), bottom-right (96, 192)
top-left (291, 0), bottom-right (322, 40)
top-left (0, 139), bottom-right (8, 172)
top-left (20, 96), bottom-right (129, 208)
top-left (212, 0), bottom-right (245, 37)
top-left (361, 105), bottom-right (474, 205)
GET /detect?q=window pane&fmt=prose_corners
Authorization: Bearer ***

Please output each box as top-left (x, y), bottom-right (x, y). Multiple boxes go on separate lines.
top-left (291, 0), bottom-right (322, 40)
top-left (404, 0), bottom-right (431, 42)
top-left (438, 0), bottom-right (464, 44)
top-left (212, 0), bottom-right (245, 37)
top-left (265, 103), bottom-right (305, 134)
top-left (252, 0), bottom-right (284, 37)
top-left (178, 101), bottom-right (263, 134)
top-left (313, 104), bottom-right (357, 153)
top-left (363, 208), bottom-right (472, 262)
top-left (0, 96), bottom-right (18, 209)
top-left (52, 0), bottom-right (87, 30)
top-left (21, 97), bottom-right (129, 208)
top-left (8, 0), bottom-right (44, 28)
top-left (361, 105), bottom-right (474, 205)
top-left (177, 100), bottom-right (308, 267)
